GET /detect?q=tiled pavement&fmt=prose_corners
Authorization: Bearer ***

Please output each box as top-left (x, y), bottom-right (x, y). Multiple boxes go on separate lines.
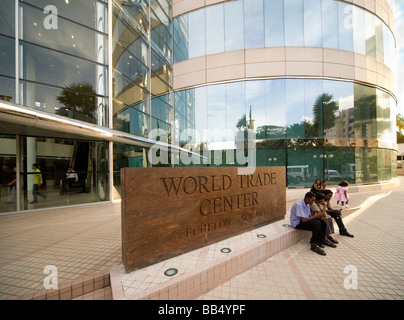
top-left (0, 202), bottom-right (122, 300)
top-left (0, 177), bottom-right (403, 300)
top-left (199, 179), bottom-right (404, 300)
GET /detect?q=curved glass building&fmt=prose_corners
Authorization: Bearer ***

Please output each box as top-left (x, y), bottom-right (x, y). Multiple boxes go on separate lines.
top-left (172, 0), bottom-right (398, 187)
top-left (0, 0), bottom-right (398, 215)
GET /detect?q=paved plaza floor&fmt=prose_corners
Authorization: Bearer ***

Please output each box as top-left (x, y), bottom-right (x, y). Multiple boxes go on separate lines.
top-left (0, 177), bottom-right (403, 300)
top-left (199, 178), bottom-right (404, 300)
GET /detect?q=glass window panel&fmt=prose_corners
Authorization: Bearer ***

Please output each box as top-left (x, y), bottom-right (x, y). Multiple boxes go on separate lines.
top-left (21, 4), bottom-right (108, 64)
top-left (151, 0), bottom-right (170, 29)
top-left (113, 0), bottom-right (148, 35)
top-left (0, 0), bottom-right (14, 37)
top-left (113, 69), bottom-right (149, 108)
top-left (284, 0), bottom-right (304, 46)
top-left (22, 0), bottom-right (108, 33)
top-left (0, 35), bottom-right (15, 78)
top-left (114, 143), bottom-right (146, 192)
top-left (21, 42), bottom-right (107, 94)
top-left (377, 149), bottom-right (387, 181)
top-left (19, 137), bottom-right (110, 209)
top-left (377, 90), bottom-right (393, 143)
top-left (338, 2), bottom-right (354, 52)
top-left (383, 24), bottom-right (396, 71)
top-left (150, 9), bottom-right (172, 61)
top-left (224, 0), bottom-right (244, 51)
top-left (354, 84), bottom-right (377, 140)
top-left (265, 79), bottom-right (286, 139)
top-left (323, 80), bottom-right (354, 139)
top-left (375, 17), bottom-right (384, 62)
top-left (151, 72), bottom-right (170, 96)
top-left (246, 81), bottom-right (265, 134)
top-left (304, 79), bottom-right (323, 138)
top-left (20, 80), bottom-right (105, 125)
top-left (244, 0), bottom-right (264, 48)
top-left (352, 6), bottom-right (365, 55)
top-left (287, 147), bottom-right (317, 187)
top-left (390, 96), bottom-right (397, 142)
top-left (226, 82), bottom-right (246, 134)
top-left (206, 4), bottom-right (224, 55)
top-left (0, 76), bottom-right (15, 103)
top-left (365, 11), bottom-right (376, 58)
top-left (114, 41), bottom-right (149, 91)
top-left (188, 10), bottom-right (206, 59)
top-left (206, 84), bottom-right (226, 142)
top-left (113, 15), bottom-right (149, 67)
top-left (194, 87), bottom-right (208, 144)
top-left (151, 49), bottom-right (171, 86)
top-left (113, 106), bottom-right (149, 137)
top-left (173, 16), bottom-right (189, 63)
top-left (151, 118), bottom-right (171, 143)
top-left (151, 94), bottom-right (172, 123)
top-left (286, 79), bottom-right (305, 138)
top-left (0, 136), bottom-right (16, 213)
top-left (264, 0), bottom-right (285, 47)
top-left (256, 147), bottom-right (286, 167)
top-left (303, 0), bottom-right (322, 47)
top-left (321, 0), bottom-right (338, 49)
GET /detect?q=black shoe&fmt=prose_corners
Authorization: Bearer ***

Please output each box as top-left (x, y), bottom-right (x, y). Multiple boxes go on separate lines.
top-left (324, 240), bottom-right (337, 248)
top-left (29, 200), bottom-right (38, 204)
top-left (340, 231), bottom-right (354, 238)
top-left (328, 236), bottom-right (339, 244)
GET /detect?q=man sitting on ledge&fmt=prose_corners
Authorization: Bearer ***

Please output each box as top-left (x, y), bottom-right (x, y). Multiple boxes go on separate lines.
top-left (290, 192), bottom-right (328, 256)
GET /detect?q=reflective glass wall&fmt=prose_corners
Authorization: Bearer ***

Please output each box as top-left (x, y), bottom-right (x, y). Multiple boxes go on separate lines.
top-left (112, 0), bottom-right (173, 187)
top-left (174, 79), bottom-right (397, 187)
top-left (0, 0), bottom-right (16, 103)
top-left (173, 0), bottom-right (396, 71)
top-left (0, 1), bottom-right (111, 213)
top-left (0, 135), bottom-right (109, 214)
top-left (19, 0), bottom-right (109, 126)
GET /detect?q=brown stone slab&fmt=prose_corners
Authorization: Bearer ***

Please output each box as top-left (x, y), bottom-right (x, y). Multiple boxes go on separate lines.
top-left (121, 166), bottom-right (286, 271)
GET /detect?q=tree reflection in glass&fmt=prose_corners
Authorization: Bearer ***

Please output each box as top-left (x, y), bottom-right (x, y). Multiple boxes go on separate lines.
top-left (56, 82), bottom-right (97, 124)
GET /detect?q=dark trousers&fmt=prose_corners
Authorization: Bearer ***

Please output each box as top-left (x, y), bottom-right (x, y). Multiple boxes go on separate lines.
top-left (327, 210), bottom-right (347, 233)
top-left (296, 219), bottom-right (327, 245)
top-left (32, 184), bottom-right (45, 201)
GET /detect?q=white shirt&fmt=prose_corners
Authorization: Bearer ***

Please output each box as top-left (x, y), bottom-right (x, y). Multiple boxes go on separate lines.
top-left (66, 170), bottom-right (78, 180)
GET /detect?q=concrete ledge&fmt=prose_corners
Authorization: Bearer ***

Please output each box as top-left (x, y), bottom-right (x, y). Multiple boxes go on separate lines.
top-left (125, 227), bottom-right (311, 300)
top-left (348, 178), bottom-right (401, 193)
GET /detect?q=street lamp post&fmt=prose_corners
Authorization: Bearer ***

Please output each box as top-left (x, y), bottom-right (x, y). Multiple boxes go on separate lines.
top-left (314, 153), bottom-right (334, 181)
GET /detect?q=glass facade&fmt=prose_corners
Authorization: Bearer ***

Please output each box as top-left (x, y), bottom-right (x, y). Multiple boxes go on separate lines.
top-left (19, 0), bottom-right (109, 126)
top-left (173, 0), bottom-right (396, 72)
top-left (112, 0), bottom-right (172, 187)
top-left (173, 79), bottom-right (397, 187)
top-left (0, 0), bottom-right (399, 214)
top-left (0, 135), bottom-right (109, 214)
top-left (0, 0), bottom-right (110, 213)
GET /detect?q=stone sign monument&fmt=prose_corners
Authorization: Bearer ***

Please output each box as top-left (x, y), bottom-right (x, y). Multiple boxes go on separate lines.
top-left (121, 166), bottom-right (285, 271)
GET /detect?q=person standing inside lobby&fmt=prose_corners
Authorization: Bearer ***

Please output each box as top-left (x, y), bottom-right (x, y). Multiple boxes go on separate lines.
top-left (30, 163), bottom-right (46, 204)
